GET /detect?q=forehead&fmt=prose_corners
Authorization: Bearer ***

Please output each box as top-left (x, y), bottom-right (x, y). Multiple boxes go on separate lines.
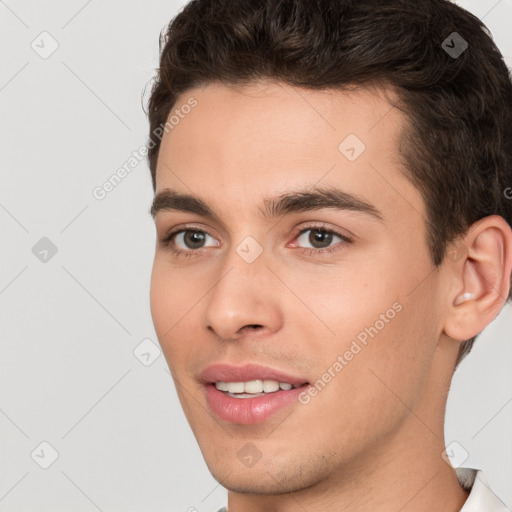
top-left (154, 80), bottom-right (425, 224)
top-left (160, 80), bottom-right (403, 159)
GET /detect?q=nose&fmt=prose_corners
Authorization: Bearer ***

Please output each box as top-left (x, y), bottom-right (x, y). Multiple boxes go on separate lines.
top-left (203, 249), bottom-right (283, 341)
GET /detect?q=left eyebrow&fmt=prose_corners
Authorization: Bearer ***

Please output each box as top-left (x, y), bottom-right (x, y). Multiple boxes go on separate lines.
top-left (150, 186), bottom-right (384, 223)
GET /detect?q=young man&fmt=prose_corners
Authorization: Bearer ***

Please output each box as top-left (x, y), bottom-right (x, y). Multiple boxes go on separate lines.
top-left (145, 0), bottom-right (512, 510)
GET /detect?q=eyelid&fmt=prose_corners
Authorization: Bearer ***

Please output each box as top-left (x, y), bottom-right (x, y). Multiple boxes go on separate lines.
top-left (160, 222), bottom-right (218, 240)
top-left (293, 221), bottom-right (353, 242)
top-left (160, 220), bottom-right (351, 240)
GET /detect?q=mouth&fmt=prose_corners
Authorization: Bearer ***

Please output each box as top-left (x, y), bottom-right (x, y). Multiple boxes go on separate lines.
top-left (199, 363), bottom-right (311, 424)
top-left (213, 379), bottom-right (307, 398)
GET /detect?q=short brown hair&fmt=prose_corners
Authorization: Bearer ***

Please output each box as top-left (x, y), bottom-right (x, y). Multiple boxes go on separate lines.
top-left (145, 0), bottom-right (512, 368)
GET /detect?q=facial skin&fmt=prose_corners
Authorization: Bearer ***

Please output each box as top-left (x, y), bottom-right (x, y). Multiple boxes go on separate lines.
top-left (149, 81), bottom-right (512, 512)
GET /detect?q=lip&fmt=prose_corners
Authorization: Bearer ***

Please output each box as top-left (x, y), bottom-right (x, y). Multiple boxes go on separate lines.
top-left (199, 363), bottom-right (310, 425)
top-left (204, 384), bottom-right (310, 424)
top-left (199, 363), bottom-right (309, 387)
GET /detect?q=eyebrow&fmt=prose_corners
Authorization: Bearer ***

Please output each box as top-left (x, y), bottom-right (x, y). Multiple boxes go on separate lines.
top-left (150, 186), bottom-right (384, 223)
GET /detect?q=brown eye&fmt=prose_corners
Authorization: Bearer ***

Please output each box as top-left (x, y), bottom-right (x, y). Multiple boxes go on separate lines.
top-left (296, 227), bottom-right (348, 250)
top-left (181, 230), bottom-right (207, 249)
top-left (160, 228), bottom-right (220, 255)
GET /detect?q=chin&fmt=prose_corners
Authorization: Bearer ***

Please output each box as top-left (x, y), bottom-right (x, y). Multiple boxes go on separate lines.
top-left (202, 448), bottom-right (330, 496)
top-left (209, 467), bottom-right (303, 495)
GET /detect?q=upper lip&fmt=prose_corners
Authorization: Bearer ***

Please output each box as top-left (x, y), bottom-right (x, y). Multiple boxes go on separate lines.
top-left (199, 363), bottom-right (309, 386)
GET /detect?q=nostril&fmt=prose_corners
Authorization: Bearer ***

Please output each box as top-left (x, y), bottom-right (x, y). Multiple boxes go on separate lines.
top-left (242, 324), bottom-right (263, 332)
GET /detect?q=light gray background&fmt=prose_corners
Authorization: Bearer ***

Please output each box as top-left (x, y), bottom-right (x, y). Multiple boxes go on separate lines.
top-left (1, 1), bottom-right (511, 511)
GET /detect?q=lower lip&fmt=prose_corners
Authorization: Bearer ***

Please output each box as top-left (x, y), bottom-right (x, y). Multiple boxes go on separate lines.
top-left (204, 384), bottom-right (310, 424)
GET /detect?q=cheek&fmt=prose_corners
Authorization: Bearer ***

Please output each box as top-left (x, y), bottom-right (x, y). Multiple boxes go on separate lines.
top-left (287, 255), bottom-right (433, 408)
top-left (335, 292), bottom-right (437, 427)
top-left (297, 306), bottom-right (428, 454)
top-left (149, 258), bottom-right (195, 362)
top-left (149, 260), bottom-right (173, 336)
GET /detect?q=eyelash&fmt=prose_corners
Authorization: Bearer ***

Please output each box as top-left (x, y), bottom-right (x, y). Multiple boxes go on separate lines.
top-left (159, 223), bottom-right (352, 259)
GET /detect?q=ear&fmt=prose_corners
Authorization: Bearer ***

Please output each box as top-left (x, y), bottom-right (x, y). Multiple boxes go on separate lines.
top-left (442, 215), bottom-right (512, 342)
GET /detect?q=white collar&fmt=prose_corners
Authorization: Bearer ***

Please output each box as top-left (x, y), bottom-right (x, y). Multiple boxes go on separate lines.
top-left (456, 467), bottom-right (510, 511)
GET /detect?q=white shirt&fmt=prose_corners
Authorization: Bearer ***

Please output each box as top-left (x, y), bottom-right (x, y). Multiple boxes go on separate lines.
top-left (456, 467), bottom-right (511, 511)
top-left (215, 467), bottom-right (511, 511)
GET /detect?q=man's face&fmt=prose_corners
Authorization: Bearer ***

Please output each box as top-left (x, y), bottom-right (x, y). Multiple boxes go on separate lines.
top-left (150, 81), bottom-right (448, 493)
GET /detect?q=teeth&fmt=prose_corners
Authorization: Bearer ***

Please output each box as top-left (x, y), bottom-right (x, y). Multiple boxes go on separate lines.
top-left (245, 380), bottom-right (263, 393)
top-left (262, 380), bottom-right (279, 392)
top-left (227, 382), bottom-right (245, 393)
top-left (215, 381), bottom-right (229, 392)
top-left (214, 380), bottom-right (300, 394)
